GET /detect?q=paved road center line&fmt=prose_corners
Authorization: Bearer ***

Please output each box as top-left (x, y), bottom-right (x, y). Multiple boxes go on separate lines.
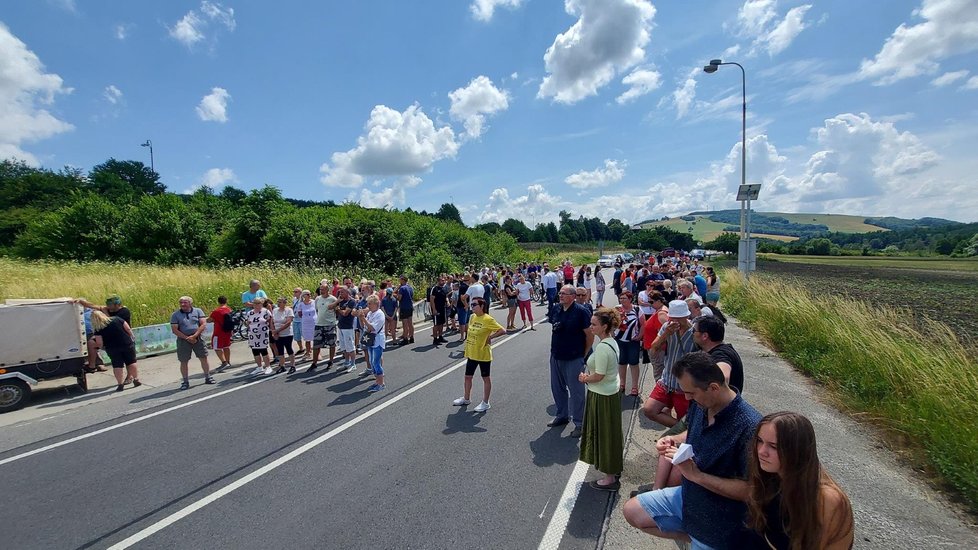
top-left (106, 329), bottom-right (527, 549)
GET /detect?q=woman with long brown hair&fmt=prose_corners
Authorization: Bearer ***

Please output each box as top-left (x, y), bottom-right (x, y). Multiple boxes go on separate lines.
top-left (737, 411), bottom-right (854, 550)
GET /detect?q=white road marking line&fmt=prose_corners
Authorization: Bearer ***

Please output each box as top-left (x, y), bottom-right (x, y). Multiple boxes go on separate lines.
top-left (0, 321), bottom-right (442, 464)
top-left (537, 460), bottom-right (590, 550)
top-left (0, 374), bottom-right (281, 467)
top-left (106, 329), bottom-right (528, 549)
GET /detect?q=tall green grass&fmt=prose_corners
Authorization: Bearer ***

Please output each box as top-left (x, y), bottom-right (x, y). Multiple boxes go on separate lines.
top-left (720, 268), bottom-right (978, 510)
top-left (0, 258), bottom-right (390, 328)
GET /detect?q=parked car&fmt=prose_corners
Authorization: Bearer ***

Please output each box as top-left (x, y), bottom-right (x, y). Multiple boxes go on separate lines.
top-left (598, 254), bottom-right (616, 267)
top-left (690, 249), bottom-right (706, 260)
top-left (661, 247), bottom-right (677, 258)
top-left (621, 252), bottom-right (634, 262)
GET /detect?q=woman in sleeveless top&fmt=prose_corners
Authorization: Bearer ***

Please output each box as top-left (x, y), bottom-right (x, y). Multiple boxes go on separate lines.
top-left (614, 291), bottom-right (644, 396)
top-left (735, 412), bottom-right (855, 550)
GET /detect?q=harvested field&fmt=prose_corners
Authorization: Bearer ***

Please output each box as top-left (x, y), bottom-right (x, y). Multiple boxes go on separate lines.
top-left (754, 259), bottom-right (978, 350)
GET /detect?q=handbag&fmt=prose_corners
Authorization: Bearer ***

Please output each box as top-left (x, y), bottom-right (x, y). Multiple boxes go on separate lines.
top-left (362, 330), bottom-right (377, 347)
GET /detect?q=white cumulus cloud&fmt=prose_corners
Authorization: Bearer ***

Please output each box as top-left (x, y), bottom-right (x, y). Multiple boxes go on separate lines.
top-left (103, 85), bottom-right (122, 104)
top-left (448, 75), bottom-right (510, 140)
top-left (196, 87), bottom-right (231, 122)
top-left (963, 76), bottom-right (978, 90)
top-left (470, 0), bottom-right (525, 22)
top-left (538, 0), bottom-right (656, 104)
top-left (0, 22), bottom-right (73, 164)
top-left (859, 0), bottom-right (978, 84)
top-left (775, 113), bottom-right (940, 207)
top-left (358, 176), bottom-right (422, 209)
top-left (735, 0), bottom-right (812, 56)
top-left (320, 104), bottom-right (459, 188)
top-left (565, 159), bottom-right (626, 189)
top-left (668, 69), bottom-right (698, 118)
top-left (169, 1), bottom-right (236, 49)
top-left (616, 67), bottom-right (661, 104)
top-left (200, 167), bottom-right (237, 188)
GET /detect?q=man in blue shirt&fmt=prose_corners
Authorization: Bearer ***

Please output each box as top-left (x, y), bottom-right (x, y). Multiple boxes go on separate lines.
top-left (241, 279), bottom-right (267, 308)
top-left (623, 352), bottom-right (761, 550)
top-left (547, 285), bottom-right (594, 438)
top-left (693, 271), bottom-right (708, 300)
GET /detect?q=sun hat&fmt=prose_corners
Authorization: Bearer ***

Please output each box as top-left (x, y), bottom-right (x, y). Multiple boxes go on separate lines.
top-left (667, 300), bottom-right (691, 318)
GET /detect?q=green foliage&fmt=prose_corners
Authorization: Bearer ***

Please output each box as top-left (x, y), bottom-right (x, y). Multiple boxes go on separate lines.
top-left (14, 194), bottom-right (124, 260)
top-left (434, 202), bottom-right (463, 225)
top-left (705, 232), bottom-right (740, 253)
top-left (807, 237), bottom-right (832, 255)
top-left (88, 158), bottom-right (165, 199)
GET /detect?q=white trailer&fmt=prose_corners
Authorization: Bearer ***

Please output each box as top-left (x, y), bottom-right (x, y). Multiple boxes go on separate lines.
top-left (0, 299), bottom-right (89, 412)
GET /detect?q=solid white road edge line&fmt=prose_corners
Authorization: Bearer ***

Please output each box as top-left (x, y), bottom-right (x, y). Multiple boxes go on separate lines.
top-left (0, 320), bottom-right (438, 466)
top-left (537, 460), bottom-right (589, 550)
top-left (0, 374), bottom-right (281, 467)
top-left (105, 328), bottom-right (527, 549)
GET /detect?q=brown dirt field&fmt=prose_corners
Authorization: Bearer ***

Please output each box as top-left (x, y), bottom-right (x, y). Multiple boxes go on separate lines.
top-left (755, 259), bottom-right (978, 350)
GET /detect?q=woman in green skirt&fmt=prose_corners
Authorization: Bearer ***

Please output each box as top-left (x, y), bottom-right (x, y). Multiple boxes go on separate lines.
top-left (578, 307), bottom-right (624, 491)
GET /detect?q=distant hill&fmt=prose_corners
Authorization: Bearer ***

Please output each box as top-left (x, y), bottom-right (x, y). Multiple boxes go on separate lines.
top-left (635, 211), bottom-right (962, 243)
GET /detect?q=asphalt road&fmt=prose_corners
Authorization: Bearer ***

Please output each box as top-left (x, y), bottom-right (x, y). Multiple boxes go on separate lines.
top-left (0, 303), bottom-right (619, 550)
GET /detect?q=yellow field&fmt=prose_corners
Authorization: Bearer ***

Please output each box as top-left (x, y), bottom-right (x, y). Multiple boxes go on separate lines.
top-left (774, 212), bottom-right (888, 233)
top-left (638, 216), bottom-right (798, 243)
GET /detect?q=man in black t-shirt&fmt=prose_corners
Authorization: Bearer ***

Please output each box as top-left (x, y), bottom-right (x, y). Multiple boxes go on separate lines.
top-left (76, 294), bottom-right (133, 373)
top-left (428, 274), bottom-right (449, 344)
top-left (693, 316), bottom-right (745, 393)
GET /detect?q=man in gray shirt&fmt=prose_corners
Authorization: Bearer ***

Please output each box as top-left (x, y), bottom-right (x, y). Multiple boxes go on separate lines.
top-left (170, 295), bottom-right (212, 390)
top-left (309, 284), bottom-right (338, 372)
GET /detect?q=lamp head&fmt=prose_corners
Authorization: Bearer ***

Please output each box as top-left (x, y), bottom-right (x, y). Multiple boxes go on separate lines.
top-left (703, 65), bottom-right (718, 74)
top-left (709, 59), bottom-right (722, 66)
top-left (140, 140), bottom-right (151, 147)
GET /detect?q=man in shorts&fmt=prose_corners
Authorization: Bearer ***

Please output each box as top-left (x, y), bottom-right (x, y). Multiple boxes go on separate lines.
top-left (170, 296), bottom-right (212, 390)
top-left (428, 274), bottom-right (449, 345)
top-left (209, 295), bottom-right (234, 372)
top-left (336, 287), bottom-right (359, 372)
top-left (643, 300), bottom-right (697, 427)
top-left (309, 284), bottom-right (338, 372)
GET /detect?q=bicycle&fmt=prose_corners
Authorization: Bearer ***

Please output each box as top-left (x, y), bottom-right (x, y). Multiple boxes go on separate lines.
top-left (231, 308), bottom-right (248, 342)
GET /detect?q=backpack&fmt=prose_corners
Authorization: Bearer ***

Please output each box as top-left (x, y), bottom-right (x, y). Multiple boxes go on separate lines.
top-left (221, 309), bottom-right (237, 332)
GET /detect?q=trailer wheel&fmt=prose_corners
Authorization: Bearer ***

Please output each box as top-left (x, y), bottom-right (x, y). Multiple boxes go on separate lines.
top-left (0, 379), bottom-right (31, 413)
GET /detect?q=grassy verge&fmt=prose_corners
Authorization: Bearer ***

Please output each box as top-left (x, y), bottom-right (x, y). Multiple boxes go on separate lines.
top-left (719, 268), bottom-right (978, 511)
top-left (0, 258), bottom-right (392, 327)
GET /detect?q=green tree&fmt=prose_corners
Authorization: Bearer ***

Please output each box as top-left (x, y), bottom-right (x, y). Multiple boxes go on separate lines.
top-left (14, 194), bottom-right (124, 260)
top-left (705, 233), bottom-right (740, 253)
top-left (434, 202), bottom-right (463, 225)
top-left (501, 218), bottom-right (532, 242)
top-left (807, 238), bottom-right (833, 255)
top-left (88, 158), bottom-right (164, 199)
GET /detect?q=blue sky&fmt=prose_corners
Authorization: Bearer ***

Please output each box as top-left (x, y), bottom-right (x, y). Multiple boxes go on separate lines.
top-left (3, 0), bottom-right (977, 224)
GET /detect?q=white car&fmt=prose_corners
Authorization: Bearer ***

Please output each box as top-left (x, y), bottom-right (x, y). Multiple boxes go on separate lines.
top-left (598, 254), bottom-right (616, 267)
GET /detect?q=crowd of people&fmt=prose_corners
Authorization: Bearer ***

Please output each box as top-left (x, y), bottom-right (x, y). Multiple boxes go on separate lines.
top-left (77, 253), bottom-right (853, 549)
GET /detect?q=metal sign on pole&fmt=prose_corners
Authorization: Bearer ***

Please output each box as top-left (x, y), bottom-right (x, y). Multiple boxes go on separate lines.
top-left (737, 184), bottom-right (761, 278)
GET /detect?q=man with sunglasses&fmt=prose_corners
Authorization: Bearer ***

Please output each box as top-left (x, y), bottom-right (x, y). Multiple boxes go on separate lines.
top-left (547, 284), bottom-right (594, 438)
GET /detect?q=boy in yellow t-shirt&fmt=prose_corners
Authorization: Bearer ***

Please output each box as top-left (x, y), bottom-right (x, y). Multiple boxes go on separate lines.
top-left (453, 299), bottom-right (506, 413)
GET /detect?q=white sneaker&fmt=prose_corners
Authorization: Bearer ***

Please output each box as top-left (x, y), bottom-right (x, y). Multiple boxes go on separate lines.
top-left (262, 367), bottom-right (273, 375)
top-left (474, 401), bottom-right (491, 412)
top-left (250, 367), bottom-right (264, 375)
top-left (346, 364), bottom-right (357, 373)
top-left (452, 397), bottom-right (471, 406)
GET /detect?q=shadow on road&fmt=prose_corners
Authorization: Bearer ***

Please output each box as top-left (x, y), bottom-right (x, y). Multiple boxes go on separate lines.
top-left (442, 409), bottom-right (487, 434)
top-left (529, 426), bottom-right (580, 466)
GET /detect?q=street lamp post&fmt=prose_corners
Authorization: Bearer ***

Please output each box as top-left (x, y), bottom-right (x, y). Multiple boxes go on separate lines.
top-left (703, 59), bottom-right (757, 278)
top-left (140, 140), bottom-right (154, 173)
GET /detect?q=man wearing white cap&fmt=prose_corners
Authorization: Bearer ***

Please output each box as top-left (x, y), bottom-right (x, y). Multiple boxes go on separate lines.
top-left (643, 300), bottom-right (697, 428)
